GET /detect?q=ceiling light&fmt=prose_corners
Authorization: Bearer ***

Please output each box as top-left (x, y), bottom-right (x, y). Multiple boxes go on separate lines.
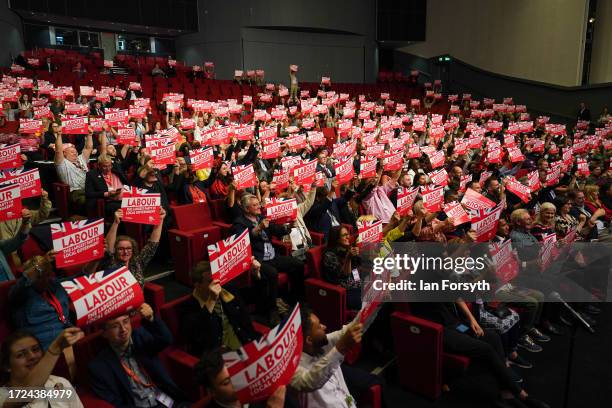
top-left (589, 17), bottom-right (595, 23)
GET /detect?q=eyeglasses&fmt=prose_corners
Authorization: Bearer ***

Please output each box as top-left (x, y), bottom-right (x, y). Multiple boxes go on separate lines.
top-left (117, 247), bottom-right (133, 252)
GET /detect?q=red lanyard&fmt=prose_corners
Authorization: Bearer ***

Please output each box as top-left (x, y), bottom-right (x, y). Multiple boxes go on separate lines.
top-left (121, 360), bottom-right (155, 388)
top-left (41, 290), bottom-right (67, 324)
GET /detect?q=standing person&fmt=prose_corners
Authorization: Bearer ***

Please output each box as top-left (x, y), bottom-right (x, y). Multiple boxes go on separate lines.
top-left (289, 65), bottom-right (299, 102)
top-left (577, 102), bottom-right (591, 122)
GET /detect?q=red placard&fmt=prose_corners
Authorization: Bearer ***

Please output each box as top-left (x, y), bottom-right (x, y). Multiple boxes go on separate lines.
top-left (262, 140), bottom-right (281, 160)
top-left (19, 118), bottom-right (43, 134)
top-left (233, 124), bottom-right (255, 141)
top-left (208, 229), bottom-right (252, 285)
top-left (357, 219), bottom-right (383, 247)
top-left (428, 168), bottom-right (449, 187)
top-left (89, 118), bottom-right (106, 132)
top-left (233, 164), bottom-right (258, 190)
top-left (427, 150), bottom-right (445, 169)
top-left (103, 60), bottom-right (114, 68)
top-left (0, 144), bottom-right (23, 170)
top-left (0, 168), bottom-right (42, 198)
top-left (223, 304), bottom-right (302, 403)
top-left (486, 147), bottom-right (502, 164)
top-left (285, 134), bottom-right (306, 150)
top-left (490, 239), bottom-right (519, 285)
top-left (61, 266), bottom-right (144, 327)
top-left (180, 118), bottom-right (195, 130)
top-left (334, 157), bottom-right (355, 185)
top-left (105, 109), bottom-right (129, 127)
top-left (117, 127), bottom-right (137, 146)
top-left (307, 131), bottom-right (325, 147)
top-left (79, 86), bottom-right (94, 97)
top-left (272, 169), bottom-right (290, 191)
top-left (149, 143), bottom-right (176, 166)
top-left (189, 147), bottom-right (214, 170)
top-left (205, 126), bottom-right (231, 146)
top-left (505, 177), bottom-right (531, 203)
top-left (258, 127), bottom-right (277, 143)
top-left (265, 198), bottom-right (298, 224)
top-left (397, 187), bottom-right (418, 216)
top-left (129, 106), bottom-right (147, 118)
top-left (292, 159), bottom-right (317, 186)
top-left (471, 202), bottom-right (504, 242)
top-left (359, 156), bottom-right (377, 178)
top-left (51, 219), bottom-right (105, 267)
top-left (61, 117), bottom-right (89, 134)
top-left (545, 167), bottom-right (561, 187)
top-left (540, 233), bottom-right (558, 271)
top-left (383, 151), bottom-right (402, 171)
top-left (121, 186), bottom-right (161, 225)
top-left (0, 183), bottom-right (21, 221)
top-left (443, 201), bottom-right (470, 225)
top-left (507, 146), bottom-right (525, 163)
top-left (33, 106), bottom-right (53, 119)
top-left (421, 185), bottom-right (444, 213)
top-left (461, 188), bottom-right (496, 211)
top-left (129, 82), bottom-right (142, 91)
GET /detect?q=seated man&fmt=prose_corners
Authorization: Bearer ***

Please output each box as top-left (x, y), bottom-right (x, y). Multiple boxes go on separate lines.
top-left (89, 303), bottom-right (191, 407)
top-left (179, 260), bottom-right (259, 356)
top-left (290, 305), bottom-right (384, 408)
top-left (231, 194), bottom-right (305, 325)
top-left (195, 349), bottom-right (286, 408)
top-left (54, 126), bottom-right (93, 207)
top-left (85, 154), bottom-right (128, 218)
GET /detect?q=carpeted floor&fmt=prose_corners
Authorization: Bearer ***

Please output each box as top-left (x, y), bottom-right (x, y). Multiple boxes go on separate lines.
top-left (155, 274), bottom-right (611, 408)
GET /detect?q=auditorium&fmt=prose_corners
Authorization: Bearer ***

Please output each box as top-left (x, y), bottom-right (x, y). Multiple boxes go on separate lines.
top-left (0, 1), bottom-right (610, 407)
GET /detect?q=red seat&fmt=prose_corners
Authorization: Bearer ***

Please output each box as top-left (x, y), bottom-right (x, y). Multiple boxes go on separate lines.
top-left (52, 182), bottom-right (70, 219)
top-left (304, 246), bottom-right (347, 331)
top-left (391, 309), bottom-right (470, 400)
top-left (169, 203), bottom-right (222, 285)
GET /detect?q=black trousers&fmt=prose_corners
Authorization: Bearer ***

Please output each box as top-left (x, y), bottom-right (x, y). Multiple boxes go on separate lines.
top-left (261, 255), bottom-right (305, 305)
top-left (443, 327), bottom-right (521, 396)
top-left (341, 363), bottom-right (387, 408)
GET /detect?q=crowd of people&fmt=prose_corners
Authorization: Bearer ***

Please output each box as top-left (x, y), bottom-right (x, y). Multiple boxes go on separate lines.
top-left (0, 53), bottom-right (611, 408)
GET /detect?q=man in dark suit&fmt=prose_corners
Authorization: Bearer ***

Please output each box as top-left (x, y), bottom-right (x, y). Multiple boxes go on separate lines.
top-left (89, 302), bottom-right (191, 407)
top-left (85, 154), bottom-right (128, 218)
top-left (577, 102), bottom-right (591, 122)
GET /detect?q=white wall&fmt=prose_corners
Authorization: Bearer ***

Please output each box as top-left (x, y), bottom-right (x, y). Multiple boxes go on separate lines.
top-left (591, 0), bottom-right (612, 84)
top-left (398, 0), bottom-right (589, 87)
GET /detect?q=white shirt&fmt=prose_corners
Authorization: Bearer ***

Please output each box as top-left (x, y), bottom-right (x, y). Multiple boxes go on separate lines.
top-left (55, 154), bottom-right (88, 191)
top-left (0, 375), bottom-right (84, 408)
top-left (290, 325), bottom-right (355, 408)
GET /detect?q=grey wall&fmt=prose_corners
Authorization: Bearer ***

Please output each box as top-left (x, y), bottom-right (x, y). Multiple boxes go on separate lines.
top-left (395, 51), bottom-right (612, 122)
top-left (0, 0), bottom-right (24, 66)
top-left (176, 0), bottom-right (377, 83)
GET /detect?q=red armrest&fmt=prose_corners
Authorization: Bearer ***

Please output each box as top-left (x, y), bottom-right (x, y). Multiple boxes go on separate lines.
top-left (165, 348), bottom-right (206, 402)
top-left (77, 390), bottom-right (114, 408)
top-left (144, 282), bottom-right (165, 314)
top-left (272, 238), bottom-right (292, 256)
top-left (212, 221), bottom-right (232, 238)
top-left (305, 278), bottom-right (346, 332)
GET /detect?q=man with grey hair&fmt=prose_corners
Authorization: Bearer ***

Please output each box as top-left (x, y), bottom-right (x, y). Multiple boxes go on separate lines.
top-left (54, 125), bottom-right (93, 206)
top-left (231, 193), bottom-right (305, 325)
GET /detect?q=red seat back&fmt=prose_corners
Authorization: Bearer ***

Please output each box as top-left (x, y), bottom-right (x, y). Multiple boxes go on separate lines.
top-left (306, 245), bottom-right (325, 279)
top-left (160, 294), bottom-right (191, 346)
top-left (171, 203), bottom-right (212, 230)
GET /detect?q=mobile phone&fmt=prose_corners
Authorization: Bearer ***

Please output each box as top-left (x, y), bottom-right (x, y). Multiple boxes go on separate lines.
top-left (456, 324), bottom-right (470, 333)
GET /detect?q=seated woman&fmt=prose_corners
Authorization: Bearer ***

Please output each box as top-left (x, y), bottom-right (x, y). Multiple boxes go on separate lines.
top-left (179, 260), bottom-right (259, 356)
top-left (181, 168), bottom-right (209, 204)
top-left (321, 225), bottom-right (362, 310)
top-left (0, 328), bottom-right (85, 407)
top-left (151, 63), bottom-right (166, 77)
top-left (103, 207), bottom-right (166, 287)
top-left (209, 162), bottom-right (232, 199)
top-left (531, 202), bottom-right (556, 241)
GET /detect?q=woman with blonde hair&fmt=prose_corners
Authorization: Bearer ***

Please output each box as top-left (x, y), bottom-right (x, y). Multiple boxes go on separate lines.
top-left (531, 202), bottom-right (556, 241)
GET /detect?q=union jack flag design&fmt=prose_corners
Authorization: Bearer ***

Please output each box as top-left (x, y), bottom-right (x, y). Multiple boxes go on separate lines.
top-left (51, 218), bottom-right (104, 268)
top-left (207, 229), bottom-right (252, 286)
